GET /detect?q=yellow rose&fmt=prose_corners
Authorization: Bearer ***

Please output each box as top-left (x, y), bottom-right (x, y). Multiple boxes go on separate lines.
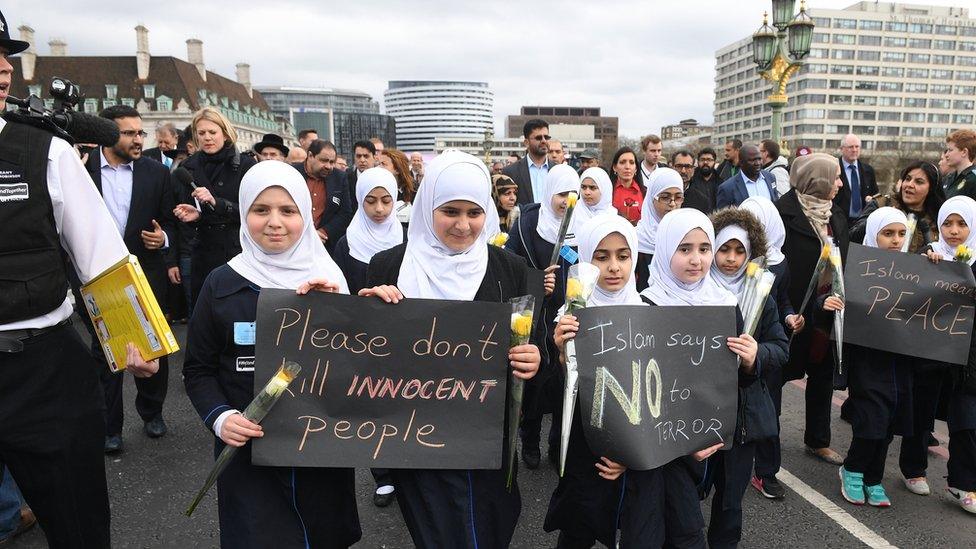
top-left (511, 313), bottom-right (533, 338)
top-left (820, 244), bottom-right (831, 260)
top-left (746, 262), bottom-right (759, 277)
top-left (566, 277), bottom-right (583, 300)
top-left (566, 192), bottom-right (578, 208)
top-left (492, 233), bottom-right (510, 247)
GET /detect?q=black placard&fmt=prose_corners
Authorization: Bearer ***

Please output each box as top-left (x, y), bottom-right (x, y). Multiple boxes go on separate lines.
top-left (251, 290), bottom-right (510, 469)
top-left (574, 305), bottom-right (738, 470)
top-left (843, 243), bottom-right (976, 365)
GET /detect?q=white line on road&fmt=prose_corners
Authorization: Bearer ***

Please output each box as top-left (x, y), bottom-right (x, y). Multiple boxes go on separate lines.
top-left (778, 468), bottom-right (899, 549)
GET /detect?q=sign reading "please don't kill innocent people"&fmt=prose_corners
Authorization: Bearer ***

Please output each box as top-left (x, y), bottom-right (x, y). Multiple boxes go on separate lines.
top-left (251, 290), bottom-right (510, 470)
top-left (574, 305), bottom-right (739, 471)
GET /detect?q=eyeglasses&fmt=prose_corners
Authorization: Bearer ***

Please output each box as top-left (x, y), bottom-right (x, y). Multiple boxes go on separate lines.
top-left (120, 130), bottom-right (148, 138)
top-left (655, 193), bottom-right (684, 206)
top-left (532, 134), bottom-right (552, 142)
top-left (673, 163), bottom-right (694, 170)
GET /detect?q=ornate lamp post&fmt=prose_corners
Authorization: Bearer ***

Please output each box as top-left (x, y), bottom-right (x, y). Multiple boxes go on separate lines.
top-left (482, 129), bottom-right (494, 167)
top-left (752, 0), bottom-right (815, 146)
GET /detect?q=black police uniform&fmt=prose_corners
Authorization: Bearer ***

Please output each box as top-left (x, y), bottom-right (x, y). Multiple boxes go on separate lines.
top-left (0, 120), bottom-right (112, 547)
top-left (183, 265), bottom-right (361, 548)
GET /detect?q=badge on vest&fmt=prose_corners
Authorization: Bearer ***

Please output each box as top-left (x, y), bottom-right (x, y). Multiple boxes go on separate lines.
top-left (332, 195), bottom-right (341, 206)
top-left (236, 356), bottom-right (255, 372)
top-left (0, 180), bottom-right (28, 203)
top-left (233, 322), bottom-right (256, 345)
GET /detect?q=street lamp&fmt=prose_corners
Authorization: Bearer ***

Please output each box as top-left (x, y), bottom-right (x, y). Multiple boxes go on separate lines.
top-left (751, 0), bottom-right (815, 147)
top-left (482, 129), bottom-right (494, 167)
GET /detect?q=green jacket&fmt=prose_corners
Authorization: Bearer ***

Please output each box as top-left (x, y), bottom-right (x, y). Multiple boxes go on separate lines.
top-left (946, 165), bottom-right (976, 200)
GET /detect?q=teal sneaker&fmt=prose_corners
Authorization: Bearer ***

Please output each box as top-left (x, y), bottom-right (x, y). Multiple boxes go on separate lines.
top-left (865, 484), bottom-right (891, 507)
top-left (839, 466), bottom-right (865, 505)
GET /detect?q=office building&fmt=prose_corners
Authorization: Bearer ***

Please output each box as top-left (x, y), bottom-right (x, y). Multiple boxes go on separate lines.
top-left (506, 106), bottom-right (618, 160)
top-left (384, 80), bottom-right (494, 152)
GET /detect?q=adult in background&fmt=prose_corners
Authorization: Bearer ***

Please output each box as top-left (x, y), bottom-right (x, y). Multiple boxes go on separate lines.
top-left (670, 150), bottom-right (695, 190)
top-left (578, 149), bottom-right (601, 173)
top-left (850, 161), bottom-right (944, 250)
top-left (761, 139), bottom-right (791, 196)
top-left (684, 147), bottom-right (721, 214)
top-left (298, 129), bottom-right (318, 150)
top-left (346, 140), bottom-right (376, 210)
top-left (377, 148), bottom-right (417, 227)
top-left (716, 144), bottom-right (778, 208)
top-left (503, 118), bottom-right (553, 205)
top-left (287, 147), bottom-right (307, 164)
top-left (142, 122), bottom-right (178, 169)
top-left (336, 155), bottom-right (348, 172)
top-left (548, 138), bottom-right (566, 165)
top-left (610, 146), bottom-right (642, 225)
top-left (636, 135), bottom-right (666, 194)
top-left (718, 139), bottom-right (742, 182)
top-left (491, 161), bottom-right (505, 175)
top-left (409, 151), bottom-right (425, 183)
top-left (253, 133), bottom-right (289, 162)
top-left (79, 105), bottom-right (177, 452)
top-left (370, 137), bottom-right (385, 159)
top-left (835, 134), bottom-right (878, 223)
top-left (291, 139), bottom-right (353, 252)
top-left (776, 152), bottom-right (848, 466)
top-left (943, 129), bottom-right (976, 199)
top-left (173, 107), bottom-right (257, 305)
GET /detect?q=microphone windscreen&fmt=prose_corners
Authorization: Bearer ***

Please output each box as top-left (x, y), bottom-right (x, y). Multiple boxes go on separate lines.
top-left (173, 167), bottom-right (194, 187)
top-left (64, 112), bottom-right (120, 148)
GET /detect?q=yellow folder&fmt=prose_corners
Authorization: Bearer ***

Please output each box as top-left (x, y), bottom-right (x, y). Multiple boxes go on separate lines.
top-left (79, 255), bottom-right (179, 372)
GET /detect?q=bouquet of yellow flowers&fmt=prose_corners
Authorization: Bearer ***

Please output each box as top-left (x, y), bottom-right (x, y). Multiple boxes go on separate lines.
top-left (559, 262), bottom-right (600, 476)
top-left (186, 361), bottom-right (302, 516)
top-left (955, 244), bottom-right (972, 264)
top-left (506, 295), bottom-right (535, 489)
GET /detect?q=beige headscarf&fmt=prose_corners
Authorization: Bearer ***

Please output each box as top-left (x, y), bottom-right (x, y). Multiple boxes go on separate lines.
top-left (790, 152), bottom-right (837, 243)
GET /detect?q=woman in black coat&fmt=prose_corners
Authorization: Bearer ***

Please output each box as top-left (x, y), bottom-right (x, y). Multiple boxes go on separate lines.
top-left (775, 153), bottom-right (848, 465)
top-left (360, 151), bottom-right (542, 548)
top-left (173, 107), bottom-right (256, 305)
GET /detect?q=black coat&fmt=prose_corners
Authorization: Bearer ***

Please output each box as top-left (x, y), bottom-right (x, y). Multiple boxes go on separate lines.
top-left (503, 155), bottom-right (558, 206)
top-left (776, 189), bottom-right (849, 379)
top-left (683, 171), bottom-right (721, 214)
top-left (332, 225), bottom-right (406, 295)
top-left (292, 162), bottom-right (353, 251)
top-left (179, 148), bottom-right (256, 227)
top-left (769, 261), bottom-right (796, 333)
top-left (84, 152), bottom-right (178, 287)
top-left (835, 158), bottom-right (879, 220)
top-left (366, 244), bottom-right (528, 549)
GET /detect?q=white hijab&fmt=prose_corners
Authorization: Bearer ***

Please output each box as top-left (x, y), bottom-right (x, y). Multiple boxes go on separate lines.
top-left (710, 225), bottom-right (751, 301)
top-left (397, 150), bottom-right (491, 300)
top-left (933, 195), bottom-right (976, 264)
top-left (740, 196), bottom-right (786, 266)
top-left (640, 209), bottom-right (738, 307)
top-left (864, 207), bottom-right (909, 249)
top-left (577, 215), bottom-right (643, 307)
top-left (574, 167), bottom-right (616, 228)
top-left (346, 167), bottom-right (404, 264)
top-left (536, 164), bottom-right (582, 245)
top-left (636, 168), bottom-right (684, 254)
top-left (227, 160), bottom-right (348, 293)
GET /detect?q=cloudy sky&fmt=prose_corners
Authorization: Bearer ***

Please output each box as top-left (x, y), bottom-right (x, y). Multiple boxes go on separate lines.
top-left (5, 0), bottom-right (962, 137)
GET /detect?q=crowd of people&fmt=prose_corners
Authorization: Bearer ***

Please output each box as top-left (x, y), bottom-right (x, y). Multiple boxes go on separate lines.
top-left (2, 12), bottom-right (976, 545)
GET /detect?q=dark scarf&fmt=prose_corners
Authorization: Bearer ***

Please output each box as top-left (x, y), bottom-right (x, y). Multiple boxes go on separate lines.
top-left (201, 144), bottom-right (237, 184)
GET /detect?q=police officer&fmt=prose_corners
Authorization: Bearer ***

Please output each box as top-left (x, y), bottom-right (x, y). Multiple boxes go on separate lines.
top-left (0, 10), bottom-right (158, 547)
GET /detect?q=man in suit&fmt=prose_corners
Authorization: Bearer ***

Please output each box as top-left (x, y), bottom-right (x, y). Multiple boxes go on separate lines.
top-left (502, 118), bottom-right (553, 205)
top-left (293, 139), bottom-right (353, 252)
top-left (346, 139), bottom-right (376, 210)
top-left (835, 133), bottom-right (878, 222)
top-left (716, 144), bottom-right (778, 208)
top-left (80, 106), bottom-right (177, 453)
top-left (141, 123), bottom-right (179, 170)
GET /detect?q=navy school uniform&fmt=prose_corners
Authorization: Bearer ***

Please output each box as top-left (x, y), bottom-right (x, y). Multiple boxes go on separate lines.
top-left (504, 202), bottom-right (575, 448)
top-left (635, 252), bottom-right (653, 292)
top-left (366, 243), bottom-right (531, 549)
top-left (332, 225), bottom-right (407, 295)
top-left (754, 260), bottom-right (794, 479)
top-left (947, 261), bottom-right (976, 492)
top-left (704, 296), bottom-right (788, 549)
top-left (183, 265), bottom-right (361, 549)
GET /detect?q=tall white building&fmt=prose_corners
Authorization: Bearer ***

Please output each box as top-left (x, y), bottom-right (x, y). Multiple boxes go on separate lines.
top-left (384, 80), bottom-right (494, 152)
top-left (713, 2), bottom-right (976, 153)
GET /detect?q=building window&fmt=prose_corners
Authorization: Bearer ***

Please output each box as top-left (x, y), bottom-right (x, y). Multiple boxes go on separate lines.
top-left (954, 115), bottom-right (974, 124)
top-left (825, 124), bottom-right (850, 134)
top-left (961, 42), bottom-right (976, 52)
top-left (954, 100), bottom-right (976, 110)
top-left (882, 67), bottom-right (905, 77)
top-left (883, 37), bottom-right (906, 48)
top-left (877, 126), bottom-right (900, 136)
top-left (833, 18), bottom-right (856, 29)
top-left (936, 24), bottom-right (957, 35)
top-left (105, 85), bottom-right (117, 99)
top-left (905, 83), bottom-right (928, 93)
top-left (828, 95), bottom-right (852, 104)
top-left (27, 84), bottom-right (41, 97)
top-left (860, 20), bottom-right (882, 31)
top-left (852, 125), bottom-right (875, 134)
top-left (886, 22), bottom-right (907, 32)
top-left (882, 52), bottom-right (905, 62)
top-left (934, 40), bottom-right (956, 50)
top-left (963, 27), bottom-right (976, 37)
top-left (959, 56), bottom-right (976, 67)
top-left (855, 81), bottom-right (878, 91)
top-left (853, 111), bottom-right (876, 121)
top-left (828, 110), bottom-right (851, 120)
top-left (854, 96), bottom-right (877, 106)
top-left (858, 51), bottom-right (881, 61)
top-left (903, 113), bottom-right (926, 123)
top-left (813, 17), bottom-right (831, 28)
top-left (878, 97), bottom-right (903, 107)
top-left (832, 49), bottom-right (855, 60)
top-left (102, 99), bottom-right (117, 109)
top-left (933, 55), bottom-right (955, 65)
top-left (932, 69), bottom-right (954, 79)
top-left (905, 98), bottom-right (927, 108)
top-left (859, 35), bottom-right (882, 46)
top-left (928, 113), bottom-right (951, 123)
top-left (879, 82), bottom-right (903, 92)
top-left (958, 71), bottom-right (976, 80)
top-left (832, 34), bottom-right (855, 45)
top-left (143, 85), bottom-right (155, 98)
top-left (43, 99), bottom-right (54, 109)
top-left (956, 85), bottom-right (976, 95)
top-left (121, 98), bottom-right (135, 107)
top-left (909, 23), bottom-right (933, 34)
top-left (908, 53), bottom-right (930, 64)
top-left (908, 39), bottom-right (931, 49)
top-left (932, 84), bottom-right (952, 94)
top-left (831, 65), bottom-right (854, 75)
top-left (906, 68), bottom-right (929, 78)
top-left (83, 98), bottom-right (98, 113)
top-left (156, 95), bottom-right (172, 111)
top-left (879, 111), bottom-right (900, 121)
top-left (927, 128), bottom-right (949, 138)
top-left (812, 32), bottom-right (829, 44)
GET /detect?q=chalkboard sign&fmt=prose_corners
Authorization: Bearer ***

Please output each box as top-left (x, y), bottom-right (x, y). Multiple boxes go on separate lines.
top-left (574, 305), bottom-right (738, 471)
top-left (844, 243), bottom-right (976, 365)
top-left (251, 290), bottom-right (510, 469)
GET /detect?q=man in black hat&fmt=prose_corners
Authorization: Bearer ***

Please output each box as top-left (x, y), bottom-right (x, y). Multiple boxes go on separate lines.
top-left (253, 133), bottom-right (289, 162)
top-left (0, 9), bottom-right (159, 546)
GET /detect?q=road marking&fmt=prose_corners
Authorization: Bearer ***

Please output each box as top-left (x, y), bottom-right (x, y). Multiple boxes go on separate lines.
top-left (778, 468), bottom-right (899, 549)
top-left (788, 379), bottom-right (949, 460)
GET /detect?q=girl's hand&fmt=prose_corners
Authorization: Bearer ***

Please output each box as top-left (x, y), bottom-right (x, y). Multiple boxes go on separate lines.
top-left (595, 456), bottom-right (626, 480)
top-left (220, 413), bottom-right (263, 447)
top-left (543, 265), bottom-right (559, 296)
top-left (785, 314), bottom-right (805, 333)
top-left (297, 278), bottom-right (341, 295)
top-left (510, 344), bottom-right (540, 380)
top-left (554, 314), bottom-right (579, 348)
top-left (691, 442), bottom-right (724, 462)
top-left (125, 343), bottom-right (159, 378)
top-left (925, 249), bottom-right (943, 264)
top-left (358, 285), bottom-right (403, 303)
top-left (727, 334), bottom-right (758, 371)
top-left (823, 295), bottom-right (845, 312)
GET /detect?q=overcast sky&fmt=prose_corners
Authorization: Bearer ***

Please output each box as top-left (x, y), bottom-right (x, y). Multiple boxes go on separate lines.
top-left (6, 0), bottom-right (964, 137)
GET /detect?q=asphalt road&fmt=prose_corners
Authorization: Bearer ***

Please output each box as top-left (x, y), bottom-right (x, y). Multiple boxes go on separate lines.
top-left (11, 321), bottom-right (976, 548)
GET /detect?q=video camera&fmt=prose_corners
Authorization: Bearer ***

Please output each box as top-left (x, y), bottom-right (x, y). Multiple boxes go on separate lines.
top-left (4, 77), bottom-right (120, 147)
